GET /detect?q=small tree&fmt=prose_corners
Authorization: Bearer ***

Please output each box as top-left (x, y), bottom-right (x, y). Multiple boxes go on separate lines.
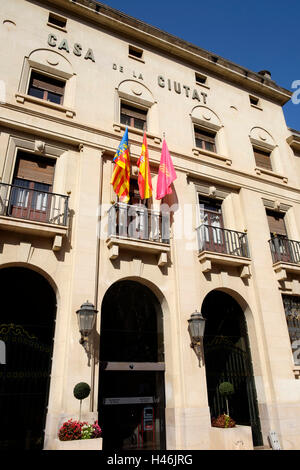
top-left (219, 381), bottom-right (234, 416)
top-left (73, 382), bottom-right (91, 421)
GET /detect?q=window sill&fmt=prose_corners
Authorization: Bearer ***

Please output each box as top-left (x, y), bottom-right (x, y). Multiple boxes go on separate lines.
top-left (113, 123), bottom-right (162, 145)
top-left (47, 22), bottom-right (67, 33)
top-left (0, 215), bottom-right (67, 251)
top-left (106, 235), bottom-right (170, 266)
top-left (128, 54), bottom-right (145, 64)
top-left (250, 104), bottom-right (263, 111)
top-left (255, 167), bottom-right (288, 184)
top-left (198, 250), bottom-right (251, 278)
top-left (196, 82), bottom-right (210, 90)
top-left (15, 93), bottom-right (76, 118)
top-left (192, 147), bottom-right (232, 166)
top-left (272, 260), bottom-right (300, 282)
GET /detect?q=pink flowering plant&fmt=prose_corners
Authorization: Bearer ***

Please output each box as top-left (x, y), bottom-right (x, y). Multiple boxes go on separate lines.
top-left (58, 419), bottom-right (102, 441)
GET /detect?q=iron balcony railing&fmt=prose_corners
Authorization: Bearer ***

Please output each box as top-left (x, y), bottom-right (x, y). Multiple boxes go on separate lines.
top-left (0, 182), bottom-right (69, 226)
top-left (268, 236), bottom-right (300, 264)
top-left (108, 202), bottom-right (170, 244)
top-left (196, 224), bottom-right (250, 258)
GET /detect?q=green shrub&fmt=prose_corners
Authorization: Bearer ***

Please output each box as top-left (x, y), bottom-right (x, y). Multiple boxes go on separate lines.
top-left (73, 382), bottom-right (91, 400)
top-left (219, 381), bottom-right (234, 396)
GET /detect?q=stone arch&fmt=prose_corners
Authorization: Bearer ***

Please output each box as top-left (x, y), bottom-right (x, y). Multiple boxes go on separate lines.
top-left (99, 278), bottom-right (165, 362)
top-left (201, 288), bottom-right (263, 447)
top-left (18, 48), bottom-right (76, 111)
top-left (249, 126), bottom-right (276, 148)
top-left (191, 105), bottom-right (222, 129)
top-left (0, 261), bottom-right (59, 301)
top-left (116, 80), bottom-right (158, 134)
top-left (200, 286), bottom-right (251, 320)
top-left (98, 277), bottom-right (169, 450)
top-left (0, 265), bottom-right (57, 449)
top-left (117, 79), bottom-right (155, 106)
top-left (28, 48), bottom-right (74, 77)
top-left (190, 105), bottom-right (226, 155)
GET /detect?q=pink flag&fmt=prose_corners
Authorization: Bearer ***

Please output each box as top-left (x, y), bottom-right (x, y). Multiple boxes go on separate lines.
top-left (156, 139), bottom-right (177, 200)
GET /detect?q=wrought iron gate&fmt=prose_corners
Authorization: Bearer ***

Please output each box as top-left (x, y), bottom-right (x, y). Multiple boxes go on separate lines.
top-left (204, 335), bottom-right (263, 447)
top-left (202, 290), bottom-right (263, 448)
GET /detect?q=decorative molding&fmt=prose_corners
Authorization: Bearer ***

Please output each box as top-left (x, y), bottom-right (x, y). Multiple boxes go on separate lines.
top-left (190, 178), bottom-right (238, 199)
top-left (106, 236), bottom-right (170, 265)
top-left (132, 257), bottom-right (143, 277)
top-left (34, 140), bottom-right (46, 153)
top-left (15, 93), bottom-right (76, 118)
top-left (255, 166), bottom-right (288, 184)
top-left (198, 250), bottom-right (251, 278)
top-left (262, 198), bottom-right (291, 213)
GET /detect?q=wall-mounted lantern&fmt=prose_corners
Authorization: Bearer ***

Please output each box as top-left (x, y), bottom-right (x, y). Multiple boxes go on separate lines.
top-left (76, 301), bottom-right (98, 351)
top-left (188, 310), bottom-right (206, 367)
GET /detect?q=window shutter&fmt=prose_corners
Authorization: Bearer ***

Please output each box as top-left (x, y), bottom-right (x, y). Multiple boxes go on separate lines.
top-left (121, 104), bottom-right (147, 120)
top-left (194, 127), bottom-right (216, 152)
top-left (195, 129), bottom-right (215, 144)
top-left (254, 148), bottom-right (272, 171)
top-left (14, 153), bottom-right (55, 185)
top-left (267, 211), bottom-right (287, 236)
top-left (31, 72), bottom-right (65, 95)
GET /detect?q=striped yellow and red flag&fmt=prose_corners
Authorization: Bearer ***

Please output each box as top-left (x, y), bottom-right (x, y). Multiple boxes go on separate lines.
top-left (111, 128), bottom-right (130, 203)
top-left (137, 132), bottom-right (152, 200)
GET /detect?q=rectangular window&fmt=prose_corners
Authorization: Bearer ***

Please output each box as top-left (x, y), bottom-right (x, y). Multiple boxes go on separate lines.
top-left (9, 151), bottom-right (55, 222)
top-left (48, 12), bottom-right (67, 29)
top-left (282, 295), bottom-right (300, 366)
top-left (129, 178), bottom-right (143, 205)
top-left (195, 127), bottom-right (216, 153)
top-left (129, 45), bottom-right (143, 60)
top-left (195, 73), bottom-right (207, 85)
top-left (266, 210), bottom-right (287, 237)
top-left (28, 71), bottom-right (65, 105)
top-left (253, 147), bottom-right (272, 171)
top-left (13, 152), bottom-right (55, 185)
top-left (267, 210), bottom-right (293, 263)
top-left (120, 103), bottom-right (147, 131)
top-left (198, 196), bottom-right (224, 251)
top-left (250, 95), bottom-right (260, 106)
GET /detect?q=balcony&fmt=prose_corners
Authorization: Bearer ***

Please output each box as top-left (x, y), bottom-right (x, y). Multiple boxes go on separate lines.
top-left (269, 236), bottom-right (300, 281)
top-left (196, 224), bottom-right (251, 278)
top-left (0, 182), bottom-right (69, 250)
top-left (106, 203), bottom-right (170, 266)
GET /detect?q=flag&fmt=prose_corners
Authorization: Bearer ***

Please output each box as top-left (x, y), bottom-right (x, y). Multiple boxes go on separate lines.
top-left (137, 132), bottom-right (152, 200)
top-left (156, 139), bottom-right (177, 200)
top-left (111, 128), bottom-right (130, 203)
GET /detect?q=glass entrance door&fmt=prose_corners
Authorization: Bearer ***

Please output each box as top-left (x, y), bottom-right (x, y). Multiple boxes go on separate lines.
top-left (99, 280), bottom-right (166, 451)
top-left (99, 370), bottom-right (165, 451)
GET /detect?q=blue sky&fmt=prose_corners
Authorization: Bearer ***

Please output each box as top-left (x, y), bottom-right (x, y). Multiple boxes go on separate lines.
top-left (99, 0), bottom-right (299, 130)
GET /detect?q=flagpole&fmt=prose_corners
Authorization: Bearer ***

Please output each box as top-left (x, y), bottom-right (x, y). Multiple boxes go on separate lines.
top-left (161, 133), bottom-right (165, 204)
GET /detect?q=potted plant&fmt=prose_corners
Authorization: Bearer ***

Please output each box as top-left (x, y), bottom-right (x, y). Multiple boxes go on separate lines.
top-left (219, 381), bottom-right (234, 417)
top-left (73, 382), bottom-right (91, 421)
top-left (210, 381), bottom-right (254, 449)
top-left (56, 419), bottom-right (102, 450)
top-left (211, 381), bottom-right (236, 428)
top-left (211, 413), bottom-right (236, 428)
top-left (54, 382), bottom-right (103, 450)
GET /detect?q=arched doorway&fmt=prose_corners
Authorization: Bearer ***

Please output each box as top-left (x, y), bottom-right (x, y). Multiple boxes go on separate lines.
top-left (98, 280), bottom-right (166, 451)
top-left (0, 266), bottom-right (56, 450)
top-left (202, 290), bottom-right (263, 447)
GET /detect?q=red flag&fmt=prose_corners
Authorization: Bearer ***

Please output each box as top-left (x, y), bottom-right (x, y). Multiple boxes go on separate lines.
top-left (156, 139), bottom-right (177, 200)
